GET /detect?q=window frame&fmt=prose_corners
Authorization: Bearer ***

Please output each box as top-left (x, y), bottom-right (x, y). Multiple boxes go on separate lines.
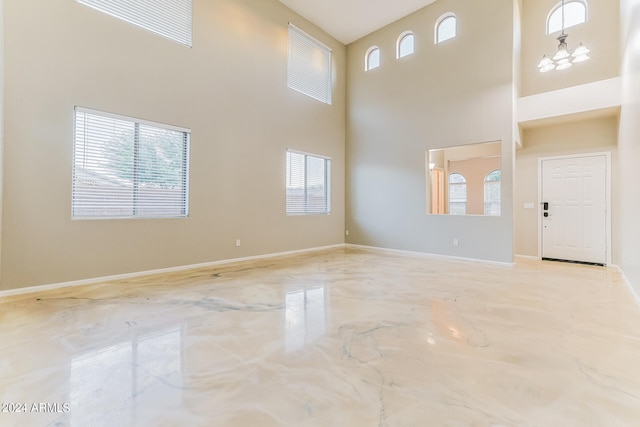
top-left (72, 107), bottom-right (191, 220)
top-left (365, 46), bottom-right (381, 71)
top-left (396, 31), bottom-right (415, 59)
top-left (483, 169), bottom-right (501, 216)
top-left (435, 13), bottom-right (457, 44)
top-left (546, 0), bottom-right (588, 34)
top-left (448, 172), bottom-right (467, 215)
top-left (285, 149), bottom-right (331, 216)
top-left (76, 0), bottom-right (193, 47)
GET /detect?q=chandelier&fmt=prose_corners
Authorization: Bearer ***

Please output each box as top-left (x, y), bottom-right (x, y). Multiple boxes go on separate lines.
top-left (537, 0), bottom-right (590, 72)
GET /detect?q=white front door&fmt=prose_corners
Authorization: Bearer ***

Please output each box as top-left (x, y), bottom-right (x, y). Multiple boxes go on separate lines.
top-left (541, 155), bottom-right (607, 265)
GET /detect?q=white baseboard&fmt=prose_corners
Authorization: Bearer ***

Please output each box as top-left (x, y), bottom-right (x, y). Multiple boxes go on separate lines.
top-left (515, 254), bottom-right (539, 260)
top-left (17, 244), bottom-right (620, 300)
top-left (0, 244), bottom-right (346, 299)
top-left (347, 244), bottom-right (515, 267)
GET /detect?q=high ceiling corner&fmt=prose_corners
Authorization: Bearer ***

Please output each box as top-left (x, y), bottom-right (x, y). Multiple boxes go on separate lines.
top-left (278, 0), bottom-right (438, 45)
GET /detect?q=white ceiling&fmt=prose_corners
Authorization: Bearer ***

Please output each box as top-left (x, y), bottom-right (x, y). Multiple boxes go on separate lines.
top-left (279, 0), bottom-right (438, 45)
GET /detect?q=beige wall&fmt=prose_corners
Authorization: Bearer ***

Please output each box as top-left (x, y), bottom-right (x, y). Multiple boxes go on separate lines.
top-left (618, 0), bottom-right (640, 294)
top-left (0, 0), bottom-right (3, 279)
top-left (514, 116), bottom-right (618, 258)
top-left (1, 0), bottom-right (346, 290)
top-left (442, 141), bottom-right (502, 161)
top-left (346, 0), bottom-right (515, 262)
top-left (2, 0), bottom-right (636, 292)
top-left (520, 0), bottom-right (620, 96)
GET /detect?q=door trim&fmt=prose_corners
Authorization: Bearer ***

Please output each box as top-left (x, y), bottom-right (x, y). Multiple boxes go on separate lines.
top-left (537, 152), bottom-right (611, 266)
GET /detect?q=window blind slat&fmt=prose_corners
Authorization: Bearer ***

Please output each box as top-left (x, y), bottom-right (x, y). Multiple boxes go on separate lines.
top-left (72, 108), bottom-right (190, 219)
top-left (287, 24), bottom-right (332, 104)
top-left (77, 0), bottom-right (192, 47)
top-left (286, 150), bottom-right (330, 215)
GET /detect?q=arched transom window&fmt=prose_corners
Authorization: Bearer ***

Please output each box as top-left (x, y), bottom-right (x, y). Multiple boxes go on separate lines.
top-left (435, 13), bottom-right (457, 44)
top-left (547, 0), bottom-right (587, 34)
top-left (365, 46), bottom-right (380, 71)
top-left (397, 31), bottom-right (415, 58)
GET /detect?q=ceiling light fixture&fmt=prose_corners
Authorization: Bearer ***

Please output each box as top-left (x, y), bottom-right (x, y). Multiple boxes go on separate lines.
top-left (538, 0), bottom-right (590, 73)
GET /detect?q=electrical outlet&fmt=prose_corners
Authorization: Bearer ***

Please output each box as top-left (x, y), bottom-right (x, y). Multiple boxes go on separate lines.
top-left (236, 239), bottom-right (241, 247)
top-left (345, 230), bottom-right (350, 236)
top-left (453, 238), bottom-right (459, 246)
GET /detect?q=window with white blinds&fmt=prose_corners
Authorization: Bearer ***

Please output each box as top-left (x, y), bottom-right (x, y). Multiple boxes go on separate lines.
top-left (72, 107), bottom-right (190, 219)
top-left (77, 0), bottom-right (192, 46)
top-left (286, 150), bottom-right (331, 215)
top-left (287, 24), bottom-right (332, 104)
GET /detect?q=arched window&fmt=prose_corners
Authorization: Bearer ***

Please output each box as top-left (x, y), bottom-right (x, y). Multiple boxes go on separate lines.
top-left (547, 1), bottom-right (587, 34)
top-left (397, 31), bottom-right (415, 58)
top-left (365, 46), bottom-right (380, 71)
top-left (448, 173), bottom-right (466, 215)
top-left (435, 13), bottom-right (457, 44)
top-left (484, 169), bottom-right (501, 216)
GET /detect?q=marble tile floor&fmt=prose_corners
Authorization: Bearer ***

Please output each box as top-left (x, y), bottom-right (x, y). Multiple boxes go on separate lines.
top-left (1, 246), bottom-right (640, 427)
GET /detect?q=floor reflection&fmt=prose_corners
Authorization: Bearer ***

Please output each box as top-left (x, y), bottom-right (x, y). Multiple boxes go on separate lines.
top-left (285, 287), bottom-right (327, 352)
top-left (70, 327), bottom-right (183, 425)
top-left (3, 248), bottom-right (640, 426)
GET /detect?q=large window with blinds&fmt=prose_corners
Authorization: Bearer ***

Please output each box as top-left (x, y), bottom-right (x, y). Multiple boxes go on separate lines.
top-left (286, 150), bottom-right (331, 215)
top-left (287, 24), bottom-right (332, 104)
top-left (72, 107), bottom-right (190, 219)
top-left (77, 0), bottom-right (193, 46)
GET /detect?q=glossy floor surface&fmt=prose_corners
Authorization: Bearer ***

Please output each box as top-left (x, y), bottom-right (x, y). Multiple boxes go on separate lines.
top-left (1, 247), bottom-right (640, 427)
